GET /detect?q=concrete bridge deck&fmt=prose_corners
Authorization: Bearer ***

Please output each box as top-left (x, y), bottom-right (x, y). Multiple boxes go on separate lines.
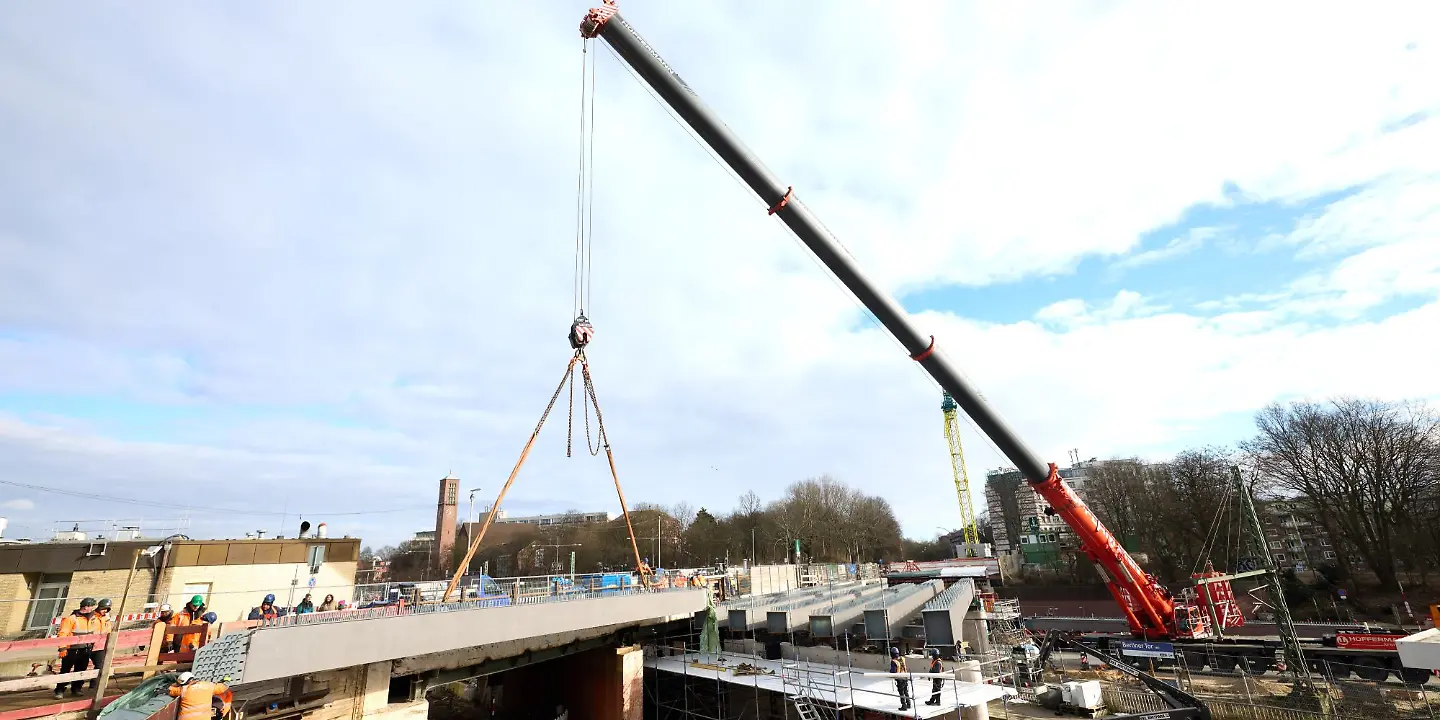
top-left (198, 586), bottom-right (708, 685)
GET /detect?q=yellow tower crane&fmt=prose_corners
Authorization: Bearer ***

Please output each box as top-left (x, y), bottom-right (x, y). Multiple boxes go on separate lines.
top-left (942, 392), bottom-right (980, 548)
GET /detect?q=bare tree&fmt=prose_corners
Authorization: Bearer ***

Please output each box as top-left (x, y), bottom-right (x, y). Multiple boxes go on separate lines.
top-left (1243, 398), bottom-right (1440, 592)
top-left (668, 502), bottom-right (697, 531)
top-left (737, 490), bottom-right (763, 517)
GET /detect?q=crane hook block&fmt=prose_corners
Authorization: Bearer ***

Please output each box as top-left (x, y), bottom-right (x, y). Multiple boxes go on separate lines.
top-left (569, 315), bottom-right (595, 350)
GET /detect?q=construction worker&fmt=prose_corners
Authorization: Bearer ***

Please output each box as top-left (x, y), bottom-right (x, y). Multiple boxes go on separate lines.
top-left (53, 597), bottom-right (103, 699)
top-left (248, 594), bottom-right (280, 621)
top-left (168, 671), bottom-right (230, 720)
top-left (924, 648), bottom-right (945, 706)
top-left (174, 595), bottom-right (206, 652)
top-left (88, 599), bottom-right (115, 690)
top-left (888, 647), bottom-right (911, 711)
top-left (154, 603), bottom-right (179, 653)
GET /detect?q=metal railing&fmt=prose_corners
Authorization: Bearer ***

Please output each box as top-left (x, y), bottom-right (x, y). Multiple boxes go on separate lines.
top-left (248, 572), bottom-right (699, 630)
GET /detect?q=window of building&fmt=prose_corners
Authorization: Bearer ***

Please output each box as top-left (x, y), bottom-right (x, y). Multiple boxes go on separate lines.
top-left (26, 574), bottom-right (71, 631)
top-left (1269, 541), bottom-right (1283, 549)
top-left (1320, 538), bottom-right (1331, 547)
top-left (1323, 551), bottom-right (1336, 559)
top-left (307, 544), bottom-right (327, 574)
top-left (181, 582), bottom-right (212, 608)
top-left (1274, 554), bottom-right (1286, 563)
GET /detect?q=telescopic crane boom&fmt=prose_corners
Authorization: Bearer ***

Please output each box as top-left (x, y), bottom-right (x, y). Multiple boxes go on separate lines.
top-left (580, 1), bottom-right (1211, 642)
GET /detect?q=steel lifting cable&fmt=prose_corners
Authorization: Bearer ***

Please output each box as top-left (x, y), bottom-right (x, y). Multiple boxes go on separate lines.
top-left (443, 41), bottom-right (652, 602)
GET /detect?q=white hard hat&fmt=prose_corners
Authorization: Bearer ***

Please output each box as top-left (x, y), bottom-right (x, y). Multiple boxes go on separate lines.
top-left (177, 672), bottom-right (194, 685)
top-left (160, 603), bottom-right (172, 612)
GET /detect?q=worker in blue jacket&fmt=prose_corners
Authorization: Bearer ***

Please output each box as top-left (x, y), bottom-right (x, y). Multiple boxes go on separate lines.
top-left (889, 647), bottom-right (911, 711)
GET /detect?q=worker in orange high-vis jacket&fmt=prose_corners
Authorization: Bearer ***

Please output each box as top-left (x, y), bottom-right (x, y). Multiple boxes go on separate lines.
top-left (53, 597), bottom-right (104, 699)
top-left (154, 603), bottom-right (179, 653)
top-left (168, 672), bottom-right (230, 720)
top-left (87, 599), bottom-right (115, 690)
top-left (172, 595), bottom-right (207, 652)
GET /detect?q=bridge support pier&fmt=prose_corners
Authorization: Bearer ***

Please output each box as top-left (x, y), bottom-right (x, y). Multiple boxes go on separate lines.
top-left (617, 644), bottom-right (643, 720)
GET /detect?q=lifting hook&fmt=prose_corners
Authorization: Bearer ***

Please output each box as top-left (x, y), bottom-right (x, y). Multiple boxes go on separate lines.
top-left (569, 314), bottom-right (595, 350)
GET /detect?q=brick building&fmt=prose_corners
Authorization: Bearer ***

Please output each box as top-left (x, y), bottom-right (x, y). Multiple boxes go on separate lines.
top-left (0, 536), bottom-right (360, 637)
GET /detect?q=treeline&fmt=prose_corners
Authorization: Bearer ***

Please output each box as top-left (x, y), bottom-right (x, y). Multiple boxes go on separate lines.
top-left (629, 474), bottom-right (910, 568)
top-left (372, 475), bottom-right (925, 579)
top-left (1082, 397), bottom-right (1440, 593)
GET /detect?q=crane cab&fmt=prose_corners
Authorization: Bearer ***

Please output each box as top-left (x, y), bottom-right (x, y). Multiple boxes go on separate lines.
top-left (1171, 604), bottom-right (1212, 640)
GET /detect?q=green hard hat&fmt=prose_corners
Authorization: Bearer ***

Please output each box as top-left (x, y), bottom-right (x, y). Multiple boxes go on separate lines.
top-left (190, 595), bottom-right (205, 606)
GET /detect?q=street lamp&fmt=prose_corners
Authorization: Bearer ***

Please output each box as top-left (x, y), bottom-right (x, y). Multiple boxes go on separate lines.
top-left (465, 488), bottom-right (482, 572)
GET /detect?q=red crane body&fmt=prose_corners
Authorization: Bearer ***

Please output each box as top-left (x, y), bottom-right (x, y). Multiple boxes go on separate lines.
top-left (580, 0), bottom-right (1221, 643)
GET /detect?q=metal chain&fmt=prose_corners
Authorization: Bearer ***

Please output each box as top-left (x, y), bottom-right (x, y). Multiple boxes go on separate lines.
top-left (581, 360), bottom-right (608, 455)
top-left (566, 357), bottom-right (577, 457)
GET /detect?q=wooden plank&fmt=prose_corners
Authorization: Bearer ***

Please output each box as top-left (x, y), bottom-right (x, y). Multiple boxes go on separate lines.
top-left (143, 622), bottom-right (165, 680)
top-left (0, 629), bottom-right (152, 655)
top-left (0, 694), bottom-right (124, 720)
top-left (0, 671), bottom-right (97, 693)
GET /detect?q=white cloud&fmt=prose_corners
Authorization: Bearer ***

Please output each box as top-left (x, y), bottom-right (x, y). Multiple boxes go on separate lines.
top-left (1, 2), bottom-right (1438, 544)
top-left (1, 499), bottom-right (36, 511)
top-left (1114, 227), bottom-right (1219, 270)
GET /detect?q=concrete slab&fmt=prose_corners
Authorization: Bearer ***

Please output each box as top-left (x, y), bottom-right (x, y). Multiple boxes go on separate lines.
top-left (235, 590), bottom-right (707, 684)
top-left (648, 651), bottom-right (1011, 717)
top-left (1398, 628), bottom-right (1440, 670)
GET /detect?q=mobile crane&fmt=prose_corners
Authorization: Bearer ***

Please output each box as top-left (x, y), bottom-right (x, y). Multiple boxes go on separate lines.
top-left (578, 0), bottom-right (1213, 647)
top-left (577, 1), bottom-right (1424, 684)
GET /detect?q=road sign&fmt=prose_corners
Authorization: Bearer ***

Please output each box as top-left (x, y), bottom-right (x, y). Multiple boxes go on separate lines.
top-left (308, 576), bottom-right (316, 588)
top-left (1118, 640), bottom-right (1175, 659)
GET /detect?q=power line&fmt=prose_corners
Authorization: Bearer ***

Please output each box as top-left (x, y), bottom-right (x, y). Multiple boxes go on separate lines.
top-left (0, 479), bottom-right (432, 517)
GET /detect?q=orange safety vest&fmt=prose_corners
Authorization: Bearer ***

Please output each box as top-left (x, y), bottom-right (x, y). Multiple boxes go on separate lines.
top-left (172, 610), bottom-right (204, 651)
top-left (56, 612), bottom-right (104, 655)
top-left (169, 681), bottom-right (230, 720)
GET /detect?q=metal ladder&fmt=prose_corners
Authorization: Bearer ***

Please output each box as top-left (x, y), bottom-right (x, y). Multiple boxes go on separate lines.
top-left (791, 696), bottom-right (822, 720)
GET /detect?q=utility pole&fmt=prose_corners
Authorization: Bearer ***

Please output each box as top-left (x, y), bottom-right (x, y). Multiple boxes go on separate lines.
top-left (1234, 466), bottom-right (1311, 685)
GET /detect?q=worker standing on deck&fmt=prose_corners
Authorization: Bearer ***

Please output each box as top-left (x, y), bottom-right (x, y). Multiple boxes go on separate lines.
top-left (174, 595), bottom-right (206, 652)
top-left (154, 603), bottom-right (178, 653)
top-left (168, 672), bottom-right (230, 720)
top-left (248, 594), bottom-right (280, 621)
top-left (924, 648), bottom-right (945, 706)
top-left (889, 647), bottom-right (911, 711)
top-left (88, 599), bottom-right (115, 690)
top-left (53, 597), bottom-right (102, 699)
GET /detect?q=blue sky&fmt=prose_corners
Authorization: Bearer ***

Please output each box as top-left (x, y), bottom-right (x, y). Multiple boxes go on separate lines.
top-left (2, 2), bottom-right (1438, 547)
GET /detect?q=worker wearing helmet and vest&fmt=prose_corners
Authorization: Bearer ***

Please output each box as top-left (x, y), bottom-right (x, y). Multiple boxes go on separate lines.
top-left (248, 594), bottom-right (280, 621)
top-left (168, 671), bottom-right (231, 720)
top-left (54, 597), bottom-right (103, 699)
top-left (888, 647), bottom-right (912, 711)
top-left (154, 603), bottom-right (180, 653)
top-left (86, 599), bottom-right (115, 690)
top-left (173, 596), bottom-right (207, 652)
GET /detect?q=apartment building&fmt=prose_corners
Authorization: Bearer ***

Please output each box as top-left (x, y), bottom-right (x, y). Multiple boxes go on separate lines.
top-left (495, 511), bottom-right (610, 527)
top-left (984, 463), bottom-right (1093, 567)
top-left (1258, 498), bottom-right (1341, 572)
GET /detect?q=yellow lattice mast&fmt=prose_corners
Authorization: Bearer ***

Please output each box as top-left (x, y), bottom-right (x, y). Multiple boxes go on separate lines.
top-left (942, 392), bottom-right (980, 547)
